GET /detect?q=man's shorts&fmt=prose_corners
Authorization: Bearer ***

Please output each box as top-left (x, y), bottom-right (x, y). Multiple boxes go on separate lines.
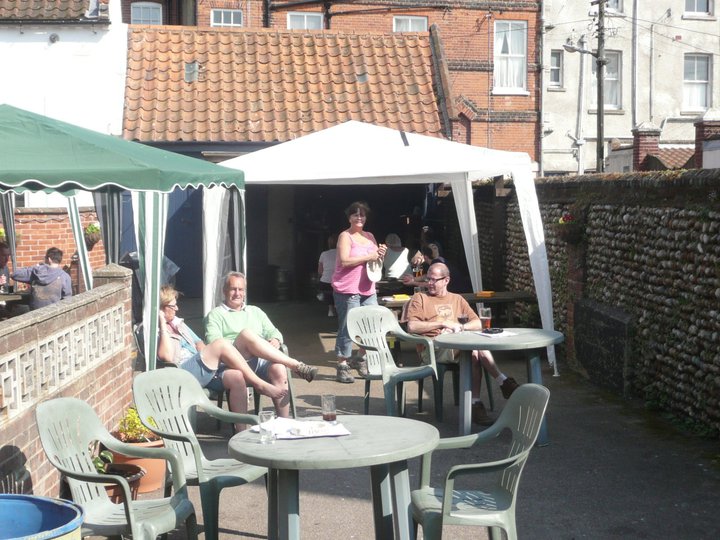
top-left (419, 345), bottom-right (457, 364)
top-left (247, 356), bottom-right (271, 381)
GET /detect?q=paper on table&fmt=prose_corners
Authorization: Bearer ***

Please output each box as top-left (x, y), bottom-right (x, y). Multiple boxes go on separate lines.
top-left (250, 417), bottom-right (351, 439)
top-left (469, 330), bottom-right (518, 338)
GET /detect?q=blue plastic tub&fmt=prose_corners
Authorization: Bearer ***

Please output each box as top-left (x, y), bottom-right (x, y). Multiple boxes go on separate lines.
top-left (0, 494), bottom-right (83, 540)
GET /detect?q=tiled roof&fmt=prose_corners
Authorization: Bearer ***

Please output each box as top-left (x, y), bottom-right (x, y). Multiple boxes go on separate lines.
top-left (0, 0), bottom-right (105, 21)
top-left (652, 148), bottom-right (695, 169)
top-left (124, 26), bottom-right (444, 144)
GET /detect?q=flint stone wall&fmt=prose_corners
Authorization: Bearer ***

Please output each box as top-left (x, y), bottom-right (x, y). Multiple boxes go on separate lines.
top-left (443, 169), bottom-right (720, 434)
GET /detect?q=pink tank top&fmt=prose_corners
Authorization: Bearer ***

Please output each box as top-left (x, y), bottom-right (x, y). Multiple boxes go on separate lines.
top-left (331, 232), bottom-right (377, 295)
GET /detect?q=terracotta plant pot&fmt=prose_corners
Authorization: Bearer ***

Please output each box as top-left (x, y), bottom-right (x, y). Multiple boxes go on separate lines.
top-left (103, 463), bottom-right (146, 503)
top-left (107, 438), bottom-right (166, 493)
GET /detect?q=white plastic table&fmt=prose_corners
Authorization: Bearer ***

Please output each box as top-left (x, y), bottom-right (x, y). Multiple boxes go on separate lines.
top-left (434, 327), bottom-right (564, 444)
top-left (228, 414), bottom-right (439, 540)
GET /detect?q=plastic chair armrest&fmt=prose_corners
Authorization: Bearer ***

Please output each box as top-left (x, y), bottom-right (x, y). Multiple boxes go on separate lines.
top-left (197, 402), bottom-right (259, 426)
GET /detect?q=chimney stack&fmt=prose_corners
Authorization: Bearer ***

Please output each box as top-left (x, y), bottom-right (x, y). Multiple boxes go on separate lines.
top-left (632, 122), bottom-right (661, 172)
top-left (694, 109), bottom-right (720, 169)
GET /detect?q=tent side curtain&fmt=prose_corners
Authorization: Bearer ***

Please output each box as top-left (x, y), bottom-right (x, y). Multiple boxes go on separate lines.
top-left (512, 166), bottom-right (558, 373)
top-left (132, 191), bottom-right (168, 371)
top-left (0, 192), bottom-right (17, 271)
top-left (202, 186), bottom-right (247, 316)
top-left (93, 190), bottom-right (122, 264)
top-left (67, 195), bottom-right (92, 291)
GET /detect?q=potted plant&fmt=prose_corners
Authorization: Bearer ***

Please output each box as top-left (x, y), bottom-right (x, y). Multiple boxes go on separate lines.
top-left (92, 449), bottom-right (146, 503)
top-left (83, 222), bottom-right (102, 250)
top-left (554, 208), bottom-right (586, 244)
top-left (107, 407), bottom-right (166, 493)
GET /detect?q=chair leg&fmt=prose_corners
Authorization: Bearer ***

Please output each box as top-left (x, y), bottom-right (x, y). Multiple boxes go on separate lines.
top-left (433, 365), bottom-right (445, 422)
top-left (397, 381), bottom-right (406, 417)
top-left (199, 482), bottom-right (220, 540)
top-left (384, 383), bottom-right (398, 416)
top-left (417, 379), bottom-right (424, 413)
top-left (451, 366), bottom-right (460, 406)
top-left (185, 510), bottom-right (199, 540)
top-left (483, 367), bottom-right (495, 411)
top-left (363, 380), bottom-right (371, 415)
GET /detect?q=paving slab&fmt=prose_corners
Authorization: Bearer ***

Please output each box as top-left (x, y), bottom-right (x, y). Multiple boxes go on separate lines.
top-left (147, 299), bottom-right (720, 539)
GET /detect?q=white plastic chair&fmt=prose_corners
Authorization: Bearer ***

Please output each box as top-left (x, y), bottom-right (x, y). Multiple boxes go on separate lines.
top-left (133, 369), bottom-right (267, 540)
top-left (346, 305), bottom-right (437, 416)
top-left (411, 383), bottom-right (550, 540)
top-left (35, 397), bottom-right (197, 540)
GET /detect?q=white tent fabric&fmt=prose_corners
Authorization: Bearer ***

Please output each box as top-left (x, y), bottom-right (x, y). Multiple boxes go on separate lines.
top-left (223, 121), bottom-right (558, 370)
top-left (132, 191), bottom-right (168, 371)
top-left (203, 186), bottom-right (229, 317)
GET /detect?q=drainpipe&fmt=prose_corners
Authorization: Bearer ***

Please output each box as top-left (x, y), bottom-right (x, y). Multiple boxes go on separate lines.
top-left (263, 0), bottom-right (270, 27)
top-left (538, 3), bottom-right (547, 176)
top-left (574, 35), bottom-right (588, 175)
top-left (632, 0), bottom-right (638, 126)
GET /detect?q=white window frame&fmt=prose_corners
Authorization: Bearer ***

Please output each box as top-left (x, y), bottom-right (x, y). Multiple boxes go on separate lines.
top-left (393, 16), bottom-right (428, 32)
top-left (683, 54), bottom-right (712, 111)
top-left (607, 0), bottom-right (623, 12)
top-left (549, 50), bottom-right (564, 88)
top-left (287, 12), bottom-right (323, 30)
top-left (591, 50), bottom-right (622, 110)
top-left (493, 20), bottom-right (528, 94)
top-left (685, 0), bottom-right (713, 15)
top-left (211, 9), bottom-right (243, 28)
top-left (131, 2), bottom-right (162, 25)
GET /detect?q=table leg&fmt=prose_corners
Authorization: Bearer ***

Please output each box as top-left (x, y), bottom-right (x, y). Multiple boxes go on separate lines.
top-left (389, 460), bottom-right (414, 540)
top-left (277, 469), bottom-right (300, 540)
top-left (526, 349), bottom-right (549, 446)
top-left (267, 468), bottom-right (279, 540)
top-left (370, 464), bottom-right (395, 540)
top-left (458, 350), bottom-right (473, 435)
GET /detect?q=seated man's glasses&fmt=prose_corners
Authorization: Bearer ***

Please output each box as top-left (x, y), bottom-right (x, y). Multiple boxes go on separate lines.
top-left (426, 276), bottom-right (448, 284)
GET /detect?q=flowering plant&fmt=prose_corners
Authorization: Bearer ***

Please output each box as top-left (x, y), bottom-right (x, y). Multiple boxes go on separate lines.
top-left (84, 222), bottom-right (101, 235)
top-left (558, 212), bottom-right (575, 225)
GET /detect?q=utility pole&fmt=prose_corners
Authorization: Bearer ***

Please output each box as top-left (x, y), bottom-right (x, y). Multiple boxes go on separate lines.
top-left (594, 0), bottom-right (607, 173)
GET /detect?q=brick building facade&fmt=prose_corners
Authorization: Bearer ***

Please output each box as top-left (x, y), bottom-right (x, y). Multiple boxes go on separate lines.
top-left (122, 0), bottom-right (541, 161)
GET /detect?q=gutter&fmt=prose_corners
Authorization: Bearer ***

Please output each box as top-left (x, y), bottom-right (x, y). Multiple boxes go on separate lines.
top-left (0, 19), bottom-right (108, 25)
top-left (429, 24), bottom-right (453, 139)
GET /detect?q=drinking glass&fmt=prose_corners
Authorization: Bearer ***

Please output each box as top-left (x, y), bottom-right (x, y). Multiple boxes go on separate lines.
top-left (321, 394), bottom-right (337, 424)
top-left (479, 307), bottom-right (492, 329)
top-left (258, 410), bottom-right (276, 444)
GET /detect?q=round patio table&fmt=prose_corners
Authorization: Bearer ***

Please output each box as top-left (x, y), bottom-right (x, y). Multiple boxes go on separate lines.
top-left (434, 327), bottom-right (564, 444)
top-left (228, 414), bottom-right (438, 540)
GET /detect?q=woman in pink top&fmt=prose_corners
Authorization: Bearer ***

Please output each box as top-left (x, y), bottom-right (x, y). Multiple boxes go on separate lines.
top-left (331, 201), bottom-right (387, 383)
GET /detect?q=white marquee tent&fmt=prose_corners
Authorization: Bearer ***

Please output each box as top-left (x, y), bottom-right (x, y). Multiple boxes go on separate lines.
top-left (223, 121), bottom-right (558, 371)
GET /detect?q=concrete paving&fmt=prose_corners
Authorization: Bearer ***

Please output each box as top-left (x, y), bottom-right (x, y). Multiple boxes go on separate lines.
top-left (156, 299), bottom-right (720, 539)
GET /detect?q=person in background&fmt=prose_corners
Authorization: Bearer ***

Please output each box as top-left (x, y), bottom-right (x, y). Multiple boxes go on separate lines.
top-left (157, 285), bottom-right (287, 431)
top-left (317, 234), bottom-right (338, 317)
top-left (402, 245), bottom-right (472, 293)
top-left (205, 272), bottom-right (319, 417)
top-left (11, 247), bottom-right (72, 310)
top-left (331, 201), bottom-right (387, 383)
top-left (405, 262), bottom-right (519, 425)
top-left (382, 233), bottom-right (411, 279)
top-left (410, 225), bottom-right (442, 266)
top-left (0, 241), bottom-right (11, 319)
top-left (0, 241), bottom-right (10, 289)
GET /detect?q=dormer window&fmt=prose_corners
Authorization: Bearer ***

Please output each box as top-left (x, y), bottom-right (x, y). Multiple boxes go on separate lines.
top-left (131, 2), bottom-right (162, 25)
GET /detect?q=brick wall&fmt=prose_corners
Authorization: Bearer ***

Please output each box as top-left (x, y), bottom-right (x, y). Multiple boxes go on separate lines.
top-left (0, 265), bottom-right (134, 497)
top-left (194, 0), bottom-right (541, 161)
top-left (9, 208), bottom-right (106, 295)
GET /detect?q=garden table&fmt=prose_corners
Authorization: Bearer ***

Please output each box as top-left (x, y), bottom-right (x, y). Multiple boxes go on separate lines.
top-left (434, 327), bottom-right (564, 444)
top-left (228, 414), bottom-right (439, 540)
